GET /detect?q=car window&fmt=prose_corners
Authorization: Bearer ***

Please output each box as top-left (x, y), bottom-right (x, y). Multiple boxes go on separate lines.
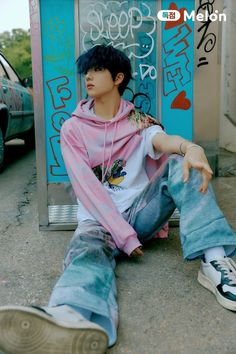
top-left (0, 62), bottom-right (8, 79)
top-left (0, 56), bottom-right (21, 84)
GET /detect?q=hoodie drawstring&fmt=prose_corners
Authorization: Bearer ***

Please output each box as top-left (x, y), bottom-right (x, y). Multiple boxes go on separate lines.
top-left (101, 123), bottom-right (107, 183)
top-left (101, 121), bottom-right (118, 183)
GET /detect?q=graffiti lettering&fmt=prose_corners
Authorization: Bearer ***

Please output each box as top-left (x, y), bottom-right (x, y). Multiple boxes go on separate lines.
top-left (51, 111), bottom-right (70, 132)
top-left (46, 76), bottom-right (72, 110)
top-left (197, 0), bottom-right (215, 16)
top-left (49, 135), bottom-right (66, 176)
top-left (126, 87), bottom-right (152, 114)
top-left (197, 22), bottom-right (216, 53)
top-left (139, 64), bottom-right (157, 81)
top-left (163, 24), bottom-right (192, 96)
top-left (196, 0), bottom-right (217, 67)
top-left (80, 1), bottom-right (156, 59)
top-left (136, 28), bottom-right (157, 115)
top-left (162, 1), bottom-right (193, 112)
top-left (46, 76), bottom-right (72, 176)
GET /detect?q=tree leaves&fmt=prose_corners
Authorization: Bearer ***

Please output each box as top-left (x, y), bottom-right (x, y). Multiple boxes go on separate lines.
top-left (0, 28), bottom-right (32, 79)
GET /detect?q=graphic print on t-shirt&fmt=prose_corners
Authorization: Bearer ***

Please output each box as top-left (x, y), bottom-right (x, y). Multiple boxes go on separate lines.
top-left (93, 159), bottom-right (127, 191)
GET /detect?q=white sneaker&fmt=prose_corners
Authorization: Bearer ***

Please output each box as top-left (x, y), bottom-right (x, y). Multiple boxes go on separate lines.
top-left (0, 305), bottom-right (108, 354)
top-left (198, 257), bottom-right (236, 311)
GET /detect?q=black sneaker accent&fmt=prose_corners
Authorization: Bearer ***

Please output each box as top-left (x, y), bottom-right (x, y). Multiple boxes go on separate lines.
top-left (216, 284), bottom-right (236, 301)
top-left (31, 305), bottom-right (53, 316)
top-left (211, 260), bottom-right (236, 286)
top-left (198, 257), bottom-right (236, 311)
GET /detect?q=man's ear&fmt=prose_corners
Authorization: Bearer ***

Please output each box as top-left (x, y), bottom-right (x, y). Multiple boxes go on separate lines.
top-left (115, 73), bottom-right (124, 86)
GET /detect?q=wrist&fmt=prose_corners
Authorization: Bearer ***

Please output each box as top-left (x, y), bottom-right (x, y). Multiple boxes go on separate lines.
top-left (179, 141), bottom-right (203, 156)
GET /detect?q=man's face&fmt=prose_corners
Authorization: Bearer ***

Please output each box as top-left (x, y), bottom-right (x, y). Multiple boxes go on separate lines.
top-left (85, 67), bottom-right (118, 98)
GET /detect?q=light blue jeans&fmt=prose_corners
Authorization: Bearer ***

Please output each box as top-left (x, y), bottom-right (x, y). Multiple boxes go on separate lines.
top-left (48, 155), bottom-right (236, 346)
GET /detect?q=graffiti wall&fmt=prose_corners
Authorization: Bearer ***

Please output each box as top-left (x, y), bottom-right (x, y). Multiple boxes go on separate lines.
top-left (39, 0), bottom-right (195, 183)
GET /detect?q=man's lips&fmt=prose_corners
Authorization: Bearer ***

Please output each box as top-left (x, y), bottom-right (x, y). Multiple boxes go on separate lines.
top-left (87, 84), bottom-right (94, 89)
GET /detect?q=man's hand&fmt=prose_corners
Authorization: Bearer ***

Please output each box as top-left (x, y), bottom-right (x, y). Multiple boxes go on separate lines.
top-left (183, 145), bottom-right (213, 193)
top-left (152, 133), bottom-right (213, 193)
top-left (130, 246), bottom-right (144, 257)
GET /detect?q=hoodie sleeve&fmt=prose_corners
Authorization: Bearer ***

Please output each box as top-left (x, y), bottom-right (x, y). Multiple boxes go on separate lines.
top-left (60, 120), bottom-right (142, 256)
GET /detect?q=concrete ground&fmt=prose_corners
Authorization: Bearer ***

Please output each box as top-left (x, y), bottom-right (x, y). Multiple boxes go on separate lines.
top-left (0, 144), bottom-right (236, 354)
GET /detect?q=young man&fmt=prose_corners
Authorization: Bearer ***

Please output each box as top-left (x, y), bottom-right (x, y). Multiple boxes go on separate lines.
top-left (1, 44), bottom-right (236, 354)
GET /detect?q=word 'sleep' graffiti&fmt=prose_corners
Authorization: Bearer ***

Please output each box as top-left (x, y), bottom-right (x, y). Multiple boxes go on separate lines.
top-left (80, 1), bottom-right (156, 59)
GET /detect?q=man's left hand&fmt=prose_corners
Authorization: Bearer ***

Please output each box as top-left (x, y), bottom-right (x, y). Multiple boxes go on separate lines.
top-left (182, 146), bottom-right (213, 193)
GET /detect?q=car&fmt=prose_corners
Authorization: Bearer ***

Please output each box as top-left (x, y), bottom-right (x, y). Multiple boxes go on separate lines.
top-left (0, 52), bottom-right (34, 172)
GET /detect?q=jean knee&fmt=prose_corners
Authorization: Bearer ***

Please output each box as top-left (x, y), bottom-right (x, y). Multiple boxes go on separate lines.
top-left (66, 231), bottom-right (116, 268)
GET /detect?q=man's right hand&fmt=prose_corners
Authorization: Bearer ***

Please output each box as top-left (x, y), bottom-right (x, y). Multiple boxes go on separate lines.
top-left (130, 246), bottom-right (144, 257)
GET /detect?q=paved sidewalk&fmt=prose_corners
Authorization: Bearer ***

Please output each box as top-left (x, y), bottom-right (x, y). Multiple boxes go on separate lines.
top-left (0, 151), bottom-right (236, 353)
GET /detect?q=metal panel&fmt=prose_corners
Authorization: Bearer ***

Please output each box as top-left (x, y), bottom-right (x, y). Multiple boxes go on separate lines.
top-left (29, 0), bottom-right (48, 227)
top-left (48, 205), bottom-right (77, 224)
top-left (46, 204), bottom-right (179, 230)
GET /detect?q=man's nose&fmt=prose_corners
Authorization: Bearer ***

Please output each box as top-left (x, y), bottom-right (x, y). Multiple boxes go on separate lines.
top-left (85, 71), bottom-right (92, 81)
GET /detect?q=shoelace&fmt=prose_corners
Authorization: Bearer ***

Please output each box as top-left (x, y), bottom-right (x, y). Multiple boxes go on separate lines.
top-left (215, 258), bottom-right (236, 285)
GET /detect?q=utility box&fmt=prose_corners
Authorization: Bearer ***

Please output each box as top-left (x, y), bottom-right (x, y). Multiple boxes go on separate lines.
top-left (29, 0), bottom-right (223, 230)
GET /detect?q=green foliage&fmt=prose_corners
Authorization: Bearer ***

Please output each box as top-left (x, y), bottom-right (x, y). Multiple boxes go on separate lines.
top-left (0, 28), bottom-right (32, 79)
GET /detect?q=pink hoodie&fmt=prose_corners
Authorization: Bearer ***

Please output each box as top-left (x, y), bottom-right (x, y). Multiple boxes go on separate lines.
top-left (60, 98), bottom-right (168, 255)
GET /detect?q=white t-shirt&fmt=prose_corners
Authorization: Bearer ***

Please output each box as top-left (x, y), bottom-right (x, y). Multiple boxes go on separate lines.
top-left (77, 125), bottom-right (165, 222)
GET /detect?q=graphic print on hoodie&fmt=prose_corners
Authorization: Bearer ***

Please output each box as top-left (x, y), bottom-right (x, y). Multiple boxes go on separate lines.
top-left (60, 98), bottom-right (168, 255)
top-left (93, 159), bottom-right (127, 191)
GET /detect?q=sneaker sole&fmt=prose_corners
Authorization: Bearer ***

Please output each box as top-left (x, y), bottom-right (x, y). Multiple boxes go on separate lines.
top-left (198, 270), bottom-right (236, 311)
top-left (0, 306), bottom-right (108, 354)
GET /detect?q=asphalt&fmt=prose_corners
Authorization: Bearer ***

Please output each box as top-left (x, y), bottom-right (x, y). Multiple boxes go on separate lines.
top-left (0, 146), bottom-right (236, 354)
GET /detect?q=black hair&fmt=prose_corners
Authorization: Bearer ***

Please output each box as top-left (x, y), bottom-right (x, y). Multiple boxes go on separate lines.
top-left (76, 44), bottom-right (132, 95)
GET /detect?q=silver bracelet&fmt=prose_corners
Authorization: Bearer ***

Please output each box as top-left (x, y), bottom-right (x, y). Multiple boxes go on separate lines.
top-left (179, 141), bottom-right (186, 156)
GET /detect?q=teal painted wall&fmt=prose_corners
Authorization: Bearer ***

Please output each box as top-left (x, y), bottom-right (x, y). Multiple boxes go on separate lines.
top-left (162, 0), bottom-right (195, 140)
top-left (40, 0), bottom-right (76, 182)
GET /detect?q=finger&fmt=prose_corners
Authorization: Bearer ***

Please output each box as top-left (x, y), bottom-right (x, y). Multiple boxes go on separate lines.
top-left (203, 163), bottom-right (213, 175)
top-left (183, 160), bottom-right (190, 182)
top-left (199, 171), bottom-right (212, 193)
top-left (193, 161), bottom-right (213, 175)
top-left (131, 247), bottom-right (143, 257)
top-left (135, 247), bottom-right (144, 256)
top-left (191, 161), bottom-right (205, 170)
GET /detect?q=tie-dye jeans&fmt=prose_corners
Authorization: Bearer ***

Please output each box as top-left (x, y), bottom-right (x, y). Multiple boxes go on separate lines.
top-left (48, 154), bottom-right (236, 346)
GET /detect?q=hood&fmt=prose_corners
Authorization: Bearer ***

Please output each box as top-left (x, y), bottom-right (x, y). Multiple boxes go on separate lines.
top-left (73, 98), bottom-right (134, 124)
top-left (71, 98), bottom-right (142, 183)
